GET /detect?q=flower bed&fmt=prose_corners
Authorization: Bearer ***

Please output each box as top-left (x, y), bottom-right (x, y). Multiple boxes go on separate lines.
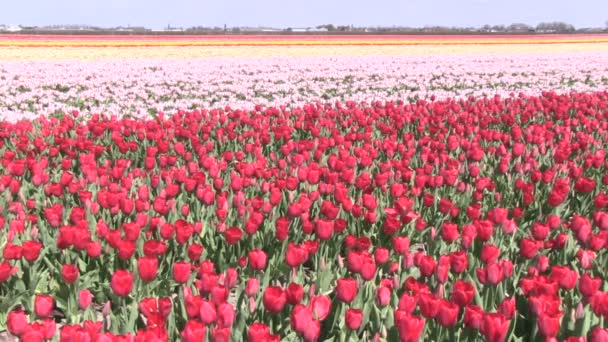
top-left (1, 91), bottom-right (608, 341)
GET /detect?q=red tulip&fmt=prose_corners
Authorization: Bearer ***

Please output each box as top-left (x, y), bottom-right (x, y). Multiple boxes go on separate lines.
top-left (137, 257), bottom-right (158, 282)
top-left (394, 311), bottom-right (425, 342)
top-left (315, 219), bottom-right (334, 240)
top-left (418, 255), bottom-right (436, 277)
top-left (452, 279), bottom-right (475, 307)
top-left (21, 241), bottom-right (42, 262)
top-left (576, 249), bottom-right (596, 269)
top-left (86, 241), bottom-right (102, 258)
top-left (224, 227), bottom-right (243, 245)
top-left (440, 222), bottom-right (460, 243)
top-left (285, 243), bottom-right (308, 268)
top-left (184, 288), bottom-right (202, 319)
top-left (575, 177), bottom-right (596, 193)
top-left (263, 286), bottom-right (286, 314)
top-left (392, 236), bottom-right (410, 255)
top-left (223, 268), bottom-right (238, 289)
top-left (61, 264), bottom-right (79, 284)
top-left (21, 329), bottom-right (45, 342)
top-left (210, 285), bottom-right (229, 305)
top-left (418, 292), bottom-right (439, 318)
top-left (290, 304), bottom-right (314, 334)
top-left (37, 320), bottom-right (56, 338)
top-left (480, 244), bottom-right (500, 264)
top-left (79, 290), bottom-right (93, 310)
top-left (485, 263), bottom-right (505, 285)
top-left (480, 313), bottom-right (510, 342)
top-left (0, 261), bottom-right (17, 282)
top-left (475, 219), bottom-right (494, 241)
top-left (302, 319), bottom-right (321, 342)
top-left (248, 249), bottom-right (268, 271)
top-left (374, 247), bottom-right (390, 264)
top-left (275, 217), bottom-right (290, 241)
top-left (591, 292), bottom-right (608, 320)
top-left (488, 208), bottom-right (508, 225)
top-left (175, 220), bottom-right (194, 244)
top-left (437, 299), bottom-right (459, 327)
top-left (537, 309), bottom-right (562, 338)
top-left (110, 269), bottom-right (134, 297)
top-left (360, 260), bottom-right (377, 281)
top-left (335, 278), bottom-right (358, 303)
top-left (248, 323), bottom-right (273, 342)
top-left (464, 305), bottom-right (484, 330)
top-left (519, 238), bottom-right (541, 259)
top-left (580, 273), bottom-right (602, 297)
top-left (116, 240), bottom-right (136, 260)
top-left (550, 265), bottom-right (578, 290)
top-left (398, 293), bottom-right (417, 313)
top-left (245, 278), bottom-right (260, 297)
top-left (590, 327), bottom-right (608, 342)
top-left (7, 309), bottom-right (28, 337)
top-left (497, 297), bottom-right (516, 320)
top-left (376, 286), bottom-right (391, 307)
top-left (3, 244), bottom-right (20, 262)
top-left (173, 261), bottom-right (192, 284)
top-left (285, 282), bottom-right (304, 305)
top-left (217, 303), bottom-right (235, 328)
top-left (310, 295), bottom-right (331, 321)
top-left (502, 219), bottom-right (517, 234)
top-left (436, 255), bottom-right (450, 284)
top-left (182, 320), bottom-right (206, 341)
top-left (532, 222), bottom-right (550, 241)
top-left (547, 178), bottom-right (569, 207)
top-left (187, 243), bottom-right (204, 261)
top-left (449, 251), bottom-right (468, 273)
top-left (199, 299), bottom-right (217, 324)
top-left (345, 308), bottom-right (363, 330)
top-left (34, 294), bottom-right (54, 318)
top-left (44, 203), bottom-right (63, 227)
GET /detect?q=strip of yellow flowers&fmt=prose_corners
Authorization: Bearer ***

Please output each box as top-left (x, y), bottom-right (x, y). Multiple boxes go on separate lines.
top-left (2, 37), bottom-right (608, 47)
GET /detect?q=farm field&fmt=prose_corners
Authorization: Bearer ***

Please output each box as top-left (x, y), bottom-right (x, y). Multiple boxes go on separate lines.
top-left (1, 35), bottom-right (608, 341)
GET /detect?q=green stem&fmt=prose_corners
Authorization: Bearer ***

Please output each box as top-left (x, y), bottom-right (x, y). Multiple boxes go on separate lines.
top-left (345, 329), bottom-right (352, 342)
top-left (120, 296), bottom-right (128, 334)
top-left (531, 317), bottom-right (538, 341)
top-left (449, 325), bottom-right (456, 342)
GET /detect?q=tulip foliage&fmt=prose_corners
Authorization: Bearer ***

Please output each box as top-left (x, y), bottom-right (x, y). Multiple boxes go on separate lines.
top-left (1, 91), bottom-right (608, 341)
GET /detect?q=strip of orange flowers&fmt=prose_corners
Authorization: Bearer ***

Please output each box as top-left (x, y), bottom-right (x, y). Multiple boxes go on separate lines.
top-left (2, 35), bottom-right (608, 47)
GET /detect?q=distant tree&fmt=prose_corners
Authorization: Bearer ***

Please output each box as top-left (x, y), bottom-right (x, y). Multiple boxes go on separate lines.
top-left (480, 24), bottom-right (492, 32)
top-left (507, 23), bottom-right (534, 32)
top-left (536, 21), bottom-right (575, 33)
top-left (316, 24), bottom-right (336, 31)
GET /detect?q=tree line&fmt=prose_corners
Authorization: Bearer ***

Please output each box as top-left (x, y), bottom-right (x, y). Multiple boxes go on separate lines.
top-left (3, 21), bottom-right (606, 35)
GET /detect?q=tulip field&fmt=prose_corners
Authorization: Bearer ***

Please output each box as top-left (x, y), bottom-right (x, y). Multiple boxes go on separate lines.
top-left (2, 35), bottom-right (608, 341)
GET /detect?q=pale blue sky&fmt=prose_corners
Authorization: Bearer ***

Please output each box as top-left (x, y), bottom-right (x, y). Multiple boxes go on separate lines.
top-left (2, 0), bottom-right (607, 29)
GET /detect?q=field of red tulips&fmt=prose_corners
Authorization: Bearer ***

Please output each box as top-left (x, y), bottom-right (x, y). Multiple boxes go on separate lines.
top-left (2, 90), bottom-right (608, 342)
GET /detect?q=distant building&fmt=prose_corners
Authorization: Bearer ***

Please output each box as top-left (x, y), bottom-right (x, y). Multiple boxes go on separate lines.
top-left (507, 23), bottom-right (535, 33)
top-left (0, 25), bottom-right (23, 32)
top-left (291, 27), bottom-right (328, 33)
top-left (239, 27), bottom-right (282, 33)
top-left (577, 27), bottom-right (605, 33)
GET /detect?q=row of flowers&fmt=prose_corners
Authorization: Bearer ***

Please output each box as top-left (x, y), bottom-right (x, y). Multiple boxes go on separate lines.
top-left (1, 91), bottom-right (608, 340)
top-left (1, 52), bottom-right (608, 121)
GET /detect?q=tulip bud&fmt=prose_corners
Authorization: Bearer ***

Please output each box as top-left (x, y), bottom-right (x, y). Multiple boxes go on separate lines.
top-left (79, 290), bottom-right (93, 310)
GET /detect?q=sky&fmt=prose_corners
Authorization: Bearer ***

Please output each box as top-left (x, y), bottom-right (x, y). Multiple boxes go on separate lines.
top-left (1, 0), bottom-right (607, 29)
